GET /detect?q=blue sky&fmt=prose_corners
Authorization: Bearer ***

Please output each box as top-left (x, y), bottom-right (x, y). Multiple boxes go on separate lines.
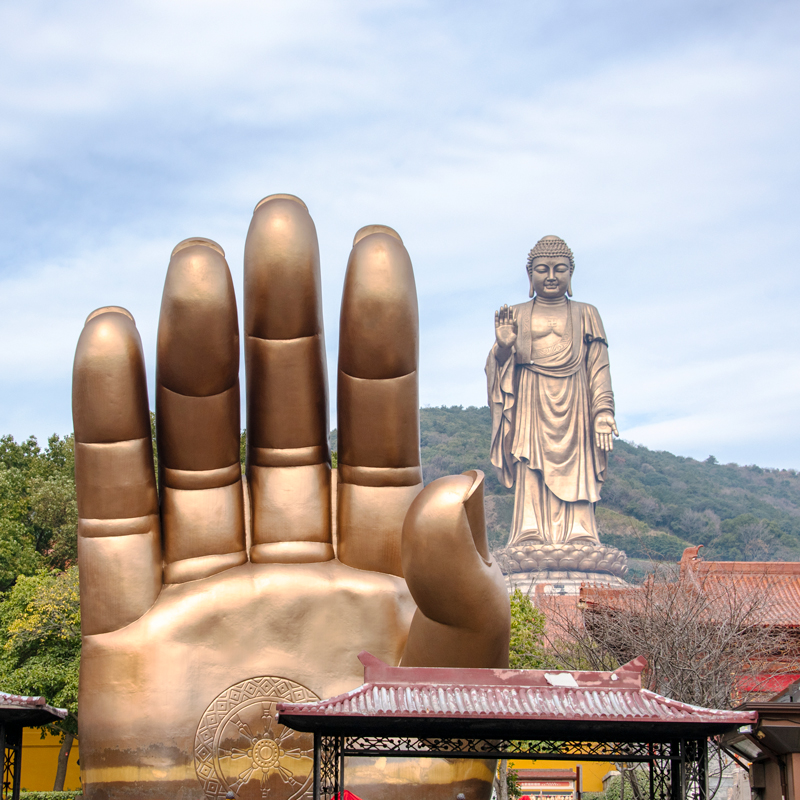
top-left (1, 0), bottom-right (799, 468)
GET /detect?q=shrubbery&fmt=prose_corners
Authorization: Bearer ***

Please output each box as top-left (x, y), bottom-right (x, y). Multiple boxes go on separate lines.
top-left (20, 792), bottom-right (82, 799)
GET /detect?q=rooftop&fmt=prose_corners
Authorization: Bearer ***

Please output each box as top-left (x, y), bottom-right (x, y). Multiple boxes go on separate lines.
top-left (581, 546), bottom-right (800, 628)
top-left (0, 692), bottom-right (68, 726)
top-left (277, 652), bottom-right (755, 742)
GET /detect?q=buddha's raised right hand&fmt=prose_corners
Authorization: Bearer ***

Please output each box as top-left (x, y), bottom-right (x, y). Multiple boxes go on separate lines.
top-left (73, 195), bottom-right (510, 800)
top-left (494, 303), bottom-right (518, 352)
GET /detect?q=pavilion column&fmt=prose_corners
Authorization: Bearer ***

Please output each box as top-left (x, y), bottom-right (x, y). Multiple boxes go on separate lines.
top-left (670, 741), bottom-right (683, 800)
top-left (761, 761), bottom-right (784, 800)
top-left (691, 738), bottom-right (708, 800)
top-left (784, 754), bottom-right (800, 800)
top-left (313, 735), bottom-right (321, 800)
top-left (317, 734), bottom-right (342, 800)
top-left (1, 724), bottom-right (23, 800)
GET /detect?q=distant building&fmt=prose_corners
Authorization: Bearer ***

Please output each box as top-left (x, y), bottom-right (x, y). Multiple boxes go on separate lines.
top-left (516, 768), bottom-right (580, 800)
top-left (581, 546), bottom-right (800, 702)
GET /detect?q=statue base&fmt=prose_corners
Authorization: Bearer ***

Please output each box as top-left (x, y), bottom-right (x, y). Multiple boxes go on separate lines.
top-left (498, 542), bottom-right (629, 595)
top-left (504, 569), bottom-right (629, 595)
top-left (496, 541), bottom-right (628, 578)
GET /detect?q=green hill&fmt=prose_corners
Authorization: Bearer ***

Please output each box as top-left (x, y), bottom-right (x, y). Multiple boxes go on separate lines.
top-left (4, 408), bottom-right (798, 593)
top-left (416, 406), bottom-right (800, 563)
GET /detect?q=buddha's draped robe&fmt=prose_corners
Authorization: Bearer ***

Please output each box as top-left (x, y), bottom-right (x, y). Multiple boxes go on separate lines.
top-left (486, 298), bottom-right (614, 545)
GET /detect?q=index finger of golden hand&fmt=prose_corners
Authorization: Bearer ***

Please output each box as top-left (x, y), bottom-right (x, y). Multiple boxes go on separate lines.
top-left (337, 226), bottom-right (422, 577)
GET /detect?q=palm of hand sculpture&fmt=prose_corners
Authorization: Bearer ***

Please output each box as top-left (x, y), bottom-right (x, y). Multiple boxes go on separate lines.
top-left (73, 195), bottom-right (510, 800)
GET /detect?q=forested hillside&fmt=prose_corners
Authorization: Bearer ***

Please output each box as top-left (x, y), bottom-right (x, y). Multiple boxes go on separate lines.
top-left (415, 406), bottom-right (800, 564)
top-left (3, 406), bottom-right (799, 590)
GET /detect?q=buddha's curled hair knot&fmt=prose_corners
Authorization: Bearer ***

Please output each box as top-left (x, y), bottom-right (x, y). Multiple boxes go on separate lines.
top-left (526, 235), bottom-right (575, 275)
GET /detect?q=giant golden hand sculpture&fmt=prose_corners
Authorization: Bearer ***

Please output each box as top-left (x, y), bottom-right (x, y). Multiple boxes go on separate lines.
top-left (72, 195), bottom-right (510, 800)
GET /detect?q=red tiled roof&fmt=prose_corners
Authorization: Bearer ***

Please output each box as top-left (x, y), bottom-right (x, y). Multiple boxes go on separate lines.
top-left (277, 652), bottom-right (755, 741)
top-left (0, 692), bottom-right (67, 725)
top-left (582, 548), bottom-right (800, 627)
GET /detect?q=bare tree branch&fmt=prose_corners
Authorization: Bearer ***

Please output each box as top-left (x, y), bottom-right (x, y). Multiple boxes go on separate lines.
top-left (538, 561), bottom-right (800, 709)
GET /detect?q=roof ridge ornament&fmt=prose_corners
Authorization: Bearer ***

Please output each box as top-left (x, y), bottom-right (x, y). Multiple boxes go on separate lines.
top-left (613, 655), bottom-right (648, 677)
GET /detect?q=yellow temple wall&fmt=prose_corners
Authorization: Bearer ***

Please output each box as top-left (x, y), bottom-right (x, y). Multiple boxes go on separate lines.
top-left (20, 728), bottom-right (82, 792)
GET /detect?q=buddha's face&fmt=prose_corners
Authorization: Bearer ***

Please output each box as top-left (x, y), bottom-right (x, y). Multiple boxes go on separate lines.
top-left (529, 256), bottom-right (571, 299)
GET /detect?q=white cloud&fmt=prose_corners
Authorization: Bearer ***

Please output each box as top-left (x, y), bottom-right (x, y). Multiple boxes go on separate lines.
top-left (1, 0), bottom-right (799, 469)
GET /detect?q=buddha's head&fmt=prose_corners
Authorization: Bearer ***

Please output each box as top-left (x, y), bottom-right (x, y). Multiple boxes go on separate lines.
top-left (526, 235), bottom-right (574, 299)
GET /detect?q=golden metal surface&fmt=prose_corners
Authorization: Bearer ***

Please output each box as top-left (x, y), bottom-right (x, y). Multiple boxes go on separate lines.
top-left (401, 471), bottom-right (510, 669)
top-left (244, 196), bottom-right (331, 564)
top-left (73, 199), bottom-right (510, 800)
top-left (157, 240), bottom-right (247, 582)
top-left (194, 676), bottom-right (318, 799)
top-left (337, 228), bottom-right (422, 578)
top-left (488, 236), bottom-right (619, 548)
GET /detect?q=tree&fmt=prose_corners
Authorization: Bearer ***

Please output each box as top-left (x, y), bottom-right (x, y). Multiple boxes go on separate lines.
top-left (495, 761), bottom-right (522, 800)
top-left (0, 433), bottom-right (77, 587)
top-left (544, 561), bottom-right (799, 708)
top-left (0, 567), bottom-right (81, 791)
top-left (0, 517), bottom-right (42, 592)
top-left (495, 590), bottom-right (547, 800)
top-left (509, 588), bottom-right (547, 669)
top-left (0, 441), bottom-right (45, 589)
top-left (539, 557), bottom-right (800, 799)
top-left (0, 434), bottom-right (80, 787)
top-left (28, 473), bottom-right (78, 569)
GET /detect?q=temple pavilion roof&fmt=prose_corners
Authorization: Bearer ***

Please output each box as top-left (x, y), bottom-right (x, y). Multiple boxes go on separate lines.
top-left (277, 652), bottom-right (755, 742)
